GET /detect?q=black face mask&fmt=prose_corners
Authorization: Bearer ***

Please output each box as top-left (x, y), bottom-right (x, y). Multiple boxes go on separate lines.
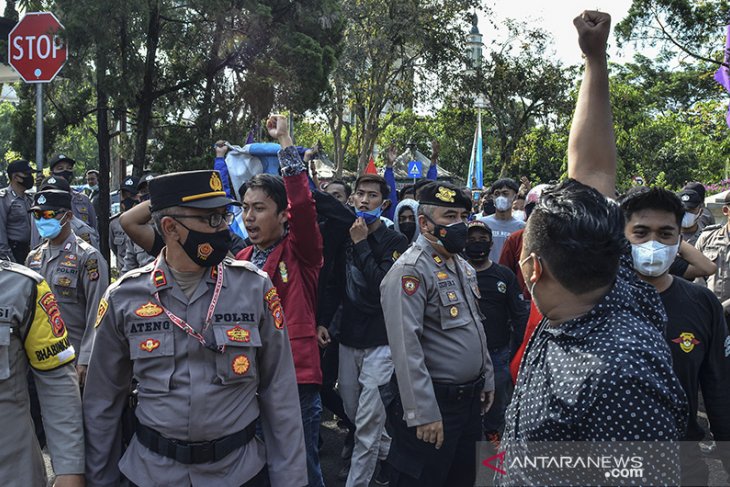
top-left (465, 241), bottom-right (492, 261)
top-left (399, 221), bottom-right (416, 241)
top-left (425, 215), bottom-right (468, 254)
top-left (121, 198), bottom-right (138, 212)
top-left (140, 193), bottom-right (150, 202)
top-left (19, 174), bottom-right (34, 189)
top-left (54, 170), bottom-right (74, 182)
top-left (177, 220), bottom-right (232, 267)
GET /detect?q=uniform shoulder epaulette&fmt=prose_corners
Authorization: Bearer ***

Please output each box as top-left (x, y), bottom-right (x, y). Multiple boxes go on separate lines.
top-left (224, 258), bottom-right (269, 278)
top-left (701, 224), bottom-right (723, 233)
top-left (76, 236), bottom-right (96, 252)
top-left (117, 261), bottom-right (155, 284)
top-left (0, 260), bottom-right (43, 282)
top-left (398, 244), bottom-right (425, 266)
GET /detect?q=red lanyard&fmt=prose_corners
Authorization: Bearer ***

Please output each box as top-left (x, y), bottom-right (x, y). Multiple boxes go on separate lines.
top-left (153, 262), bottom-right (225, 352)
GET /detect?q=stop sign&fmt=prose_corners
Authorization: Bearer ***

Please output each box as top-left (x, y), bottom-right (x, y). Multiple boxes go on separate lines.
top-left (8, 12), bottom-right (67, 83)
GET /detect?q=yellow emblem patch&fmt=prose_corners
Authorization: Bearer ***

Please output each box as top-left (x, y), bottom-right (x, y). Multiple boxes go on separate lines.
top-left (232, 354), bottom-right (250, 375)
top-left (210, 172), bottom-right (223, 191)
top-left (140, 338), bottom-right (160, 352)
top-left (435, 186), bottom-right (456, 203)
top-left (449, 306), bottom-right (458, 318)
top-left (226, 326), bottom-right (251, 343)
top-left (134, 302), bottom-right (164, 318)
top-left (95, 299), bottom-right (108, 328)
top-left (197, 243), bottom-right (213, 261)
top-left (437, 271), bottom-right (448, 281)
top-left (672, 332), bottom-right (700, 353)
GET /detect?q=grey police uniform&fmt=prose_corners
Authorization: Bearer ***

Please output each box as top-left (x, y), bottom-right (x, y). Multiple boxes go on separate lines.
top-left (124, 239), bottom-right (155, 272)
top-left (26, 231), bottom-right (109, 366)
top-left (30, 213), bottom-right (100, 251)
top-left (71, 189), bottom-right (98, 231)
top-left (0, 185), bottom-right (32, 262)
top-left (83, 255), bottom-right (307, 486)
top-left (109, 213), bottom-right (131, 272)
top-left (696, 224), bottom-right (730, 304)
top-left (0, 260), bottom-right (83, 486)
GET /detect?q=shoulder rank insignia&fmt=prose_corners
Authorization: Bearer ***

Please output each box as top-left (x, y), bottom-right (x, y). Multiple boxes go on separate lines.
top-left (135, 302), bottom-right (164, 318)
top-left (432, 254), bottom-right (443, 266)
top-left (226, 326), bottom-right (251, 343)
top-left (153, 269), bottom-right (167, 288)
top-left (401, 276), bottom-right (420, 296)
top-left (435, 186), bottom-right (456, 203)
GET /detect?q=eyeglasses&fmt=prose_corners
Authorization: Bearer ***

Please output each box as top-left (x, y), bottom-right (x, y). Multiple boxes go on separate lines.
top-left (32, 210), bottom-right (63, 220)
top-left (168, 212), bottom-right (235, 228)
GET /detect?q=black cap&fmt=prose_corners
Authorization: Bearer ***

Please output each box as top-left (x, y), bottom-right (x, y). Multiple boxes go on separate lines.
top-left (120, 176), bottom-right (140, 194)
top-left (149, 170), bottom-right (240, 212)
top-left (677, 189), bottom-right (701, 209)
top-left (467, 220), bottom-right (492, 236)
top-left (137, 173), bottom-right (156, 190)
top-left (29, 190), bottom-right (71, 211)
top-left (6, 159), bottom-right (36, 175)
top-left (683, 182), bottom-right (706, 200)
top-left (40, 175), bottom-right (71, 192)
top-left (49, 154), bottom-right (76, 170)
top-left (418, 182), bottom-right (471, 212)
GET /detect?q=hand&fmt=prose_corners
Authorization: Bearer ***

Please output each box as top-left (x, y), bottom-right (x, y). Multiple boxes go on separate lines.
top-left (35, 172), bottom-right (45, 188)
top-left (76, 365), bottom-right (87, 388)
top-left (481, 390), bottom-right (495, 415)
top-left (316, 326), bottom-right (331, 348)
top-left (214, 140), bottom-right (229, 158)
top-left (573, 10), bottom-right (611, 60)
top-left (53, 474), bottom-right (85, 487)
top-left (416, 421), bottom-right (444, 449)
top-left (304, 149), bottom-right (316, 163)
top-left (430, 140), bottom-right (440, 162)
top-left (386, 145), bottom-right (398, 167)
top-left (267, 114), bottom-right (290, 141)
top-left (349, 217), bottom-right (369, 243)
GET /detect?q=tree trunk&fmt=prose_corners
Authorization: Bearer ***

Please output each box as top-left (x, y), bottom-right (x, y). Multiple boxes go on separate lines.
top-left (95, 46), bottom-right (112, 270)
top-left (197, 15), bottom-right (224, 151)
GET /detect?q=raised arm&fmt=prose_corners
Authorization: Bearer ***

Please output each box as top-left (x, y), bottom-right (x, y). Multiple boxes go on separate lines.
top-left (568, 11), bottom-right (616, 198)
top-left (383, 145), bottom-right (398, 221)
top-left (120, 200), bottom-right (156, 253)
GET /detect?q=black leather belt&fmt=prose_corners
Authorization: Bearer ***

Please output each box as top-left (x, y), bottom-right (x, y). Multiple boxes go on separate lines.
top-left (135, 419), bottom-right (257, 464)
top-left (432, 374), bottom-right (486, 402)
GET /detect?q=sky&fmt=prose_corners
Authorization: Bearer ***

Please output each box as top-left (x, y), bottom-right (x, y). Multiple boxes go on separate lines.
top-left (478, 0), bottom-right (637, 66)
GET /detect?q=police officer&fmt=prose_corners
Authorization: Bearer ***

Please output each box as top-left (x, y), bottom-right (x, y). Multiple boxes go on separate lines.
top-left (26, 189), bottom-right (109, 386)
top-left (380, 182), bottom-right (495, 487)
top-left (30, 176), bottom-right (100, 250)
top-left (0, 259), bottom-right (84, 486)
top-left (0, 159), bottom-right (35, 263)
top-left (48, 154), bottom-right (98, 231)
top-left (696, 191), bottom-right (730, 315)
top-left (137, 172), bottom-right (156, 201)
top-left (84, 170), bottom-right (306, 486)
top-left (109, 176), bottom-right (141, 274)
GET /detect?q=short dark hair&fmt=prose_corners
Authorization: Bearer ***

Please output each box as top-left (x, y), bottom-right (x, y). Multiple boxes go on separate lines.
top-left (240, 174), bottom-right (288, 213)
top-left (619, 186), bottom-right (683, 228)
top-left (400, 184), bottom-right (415, 200)
top-left (490, 178), bottom-right (519, 194)
top-left (354, 174), bottom-right (389, 200)
top-left (326, 179), bottom-right (352, 198)
top-left (523, 179), bottom-right (625, 295)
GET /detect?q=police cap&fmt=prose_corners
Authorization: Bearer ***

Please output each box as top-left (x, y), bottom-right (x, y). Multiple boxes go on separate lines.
top-left (6, 159), bottom-right (36, 175)
top-left (121, 176), bottom-right (140, 194)
top-left (49, 154), bottom-right (76, 170)
top-left (149, 170), bottom-right (240, 212)
top-left (677, 189), bottom-right (701, 210)
top-left (29, 190), bottom-right (71, 211)
top-left (40, 176), bottom-right (71, 192)
top-left (418, 182), bottom-right (471, 212)
top-left (138, 173), bottom-right (156, 190)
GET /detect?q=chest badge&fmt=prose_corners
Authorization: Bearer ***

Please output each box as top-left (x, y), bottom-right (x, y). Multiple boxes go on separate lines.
top-left (226, 326), bottom-right (251, 343)
top-left (232, 354), bottom-right (250, 375)
top-left (672, 332), bottom-right (700, 353)
top-left (279, 261), bottom-right (289, 283)
top-left (449, 306), bottom-right (459, 318)
top-left (497, 281), bottom-right (507, 294)
top-left (57, 276), bottom-right (72, 287)
top-left (447, 291), bottom-right (458, 302)
top-left (140, 338), bottom-right (160, 352)
top-left (437, 271), bottom-right (448, 281)
top-left (135, 302), bottom-right (164, 318)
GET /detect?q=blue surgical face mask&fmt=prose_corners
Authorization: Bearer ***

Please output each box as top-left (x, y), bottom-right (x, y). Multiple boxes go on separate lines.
top-left (355, 206), bottom-right (383, 225)
top-left (35, 216), bottom-right (64, 239)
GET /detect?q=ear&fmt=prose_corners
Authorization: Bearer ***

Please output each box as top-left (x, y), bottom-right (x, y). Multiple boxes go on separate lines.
top-left (382, 199), bottom-right (391, 211)
top-left (160, 216), bottom-right (181, 241)
top-left (527, 253), bottom-right (543, 284)
top-left (279, 208), bottom-right (289, 226)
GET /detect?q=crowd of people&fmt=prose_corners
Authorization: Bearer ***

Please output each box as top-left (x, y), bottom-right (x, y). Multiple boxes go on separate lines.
top-left (1, 9), bottom-right (730, 487)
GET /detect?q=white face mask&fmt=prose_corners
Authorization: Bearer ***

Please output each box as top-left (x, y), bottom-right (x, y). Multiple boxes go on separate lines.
top-left (631, 240), bottom-right (680, 277)
top-left (512, 209), bottom-right (526, 222)
top-left (494, 196), bottom-right (511, 212)
top-left (681, 211), bottom-right (700, 229)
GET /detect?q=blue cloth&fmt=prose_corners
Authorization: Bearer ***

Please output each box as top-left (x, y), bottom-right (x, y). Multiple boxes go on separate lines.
top-left (384, 167), bottom-right (397, 221)
top-left (482, 346), bottom-right (512, 434)
top-left (214, 156), bottom-right (233, 198)
top-left (426, 163), bottom-right (437, 180)
top-left (299, 387), bottom-right (325, 487)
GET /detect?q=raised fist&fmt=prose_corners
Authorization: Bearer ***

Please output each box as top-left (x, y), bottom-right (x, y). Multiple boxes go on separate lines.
top-left (266, 114), bottom-right (290, 140)
top-left (573, 10), bottom-right (611, 60)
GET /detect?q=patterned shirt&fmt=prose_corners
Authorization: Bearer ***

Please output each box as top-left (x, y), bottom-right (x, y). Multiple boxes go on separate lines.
top-left (496, 253), bottom-right (688, 485)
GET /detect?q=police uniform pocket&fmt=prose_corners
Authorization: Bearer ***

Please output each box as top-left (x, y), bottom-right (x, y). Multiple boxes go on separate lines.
top-left (52, 274), bottom-right (79, 303)
top-left (0, 323), bottom-right (10, 380)
top-left (438, 289), bottom-right (470, 330)
top-left (129, 331), bottom-right (175, 392)
top-left (213, 324), bottom-right (261, 385)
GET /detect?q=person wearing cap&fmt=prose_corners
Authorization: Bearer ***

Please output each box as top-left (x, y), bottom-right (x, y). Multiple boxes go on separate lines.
top-left (83, 169), bottom-right (306, 486)
top-left (684, 181), bottom-right (715, 228)
top-left (0, 258), bottom-right (84, 487)
top-left (120, 175), bottom-right (141, 212)
top-left (677, 188), bottom-right (705, 245)
top-left (30, 176), bottom-right (100, 251)
top-left (137, 173), bottom-right (156, 201)
top-left (464, 220), bottom-right (528, 447)
top-left (25, 189), bottom-right (109, 387)
top-left (696, 192), bottom-right (730, 316)
top-left (85, 169), bottom-right (101, 225)
top-left (0, 159), bottom-right (36, 263)
top-left (49, 154), bottom-right (98, 231)
top-left (379, 181), bottom-right (495, 487)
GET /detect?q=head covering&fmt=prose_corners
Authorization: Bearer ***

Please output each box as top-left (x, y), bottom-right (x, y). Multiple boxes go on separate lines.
top-left (418, 182), bottom-right (471, 212)
top-left (393, 199), bottom-right (420, 243)
top-left (120, 176), bottom-right (140, 194)
top-left (29, 189), bottom-right (71, 211)
top-left (138, 173), bottom-right (156, 190)
top-left (682, 182), bottom-right (706, 200)
top-left (6, 159), bottom-right (36, 175)
top-left (149, 170), bottom-right (240, 212)
top-left (467, 220), bottom-right (492, 236)
top-left (48, 154), bottom-right (76, 170)
top-left (677, 189), bottom-right (701, 210)
top-left (40, 175), bottom-right (71, 192)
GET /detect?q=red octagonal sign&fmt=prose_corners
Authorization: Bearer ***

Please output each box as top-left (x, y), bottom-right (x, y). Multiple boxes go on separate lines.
top-left (8, 12), bottom-right (67, 83)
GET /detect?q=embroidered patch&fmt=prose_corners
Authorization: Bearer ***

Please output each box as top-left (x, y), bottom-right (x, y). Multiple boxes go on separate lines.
top-left (392, 250), bottom-right (401, 261)
top-left (401, 276), bottom-right (420, 296)
top-left (449, 306), bottom-right (459, 318)
top-left (210, 172), bottom-right (223, 191)
top-left (672, 332), bottom-right (700, 353)
top-left (232, 354), bottom-right (250, 375)
top-left (447, 291), bottom-right (458, 302)
top-left (95, 299), bottom-right (108, 328)
top-left (86, 258), bottom-right (99, 281)
top-left (39, 292), bottom-right (66, 337)
top-left (226, 326), bottom-right (251, 343)
top-left (497, 281), bottom-right (507, 294)
top-left (139, 338), bottom-right (160, 352)
top-left (265, 288), bottom-right (284, 329)
top-left (57, 277), bottom-right (72, 287)
top-left (197, 243), bottom-right (213, 261)
top-left (153, 269), bottom-right (167, 288)
top-left (439, 228), bottom-right (447, 238)
top-left (279, 261), bottom-right (289, 283)
top-left (64, 254), bottom-right (77, 261)
top-left (432, 255), bottom-right (443, 266)
top-left (437, 271), bottom-right (448, 281)
top-left (135, 302), bottom-right (164, 318)
top-left (435, 186), bottom-right (456, 203)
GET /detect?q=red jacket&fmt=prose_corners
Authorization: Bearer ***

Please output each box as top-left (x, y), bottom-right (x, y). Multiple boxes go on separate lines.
top-left (509, 300), bottom-right (543, 383)
top-left (236, 172), bottom-right (323, 385)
